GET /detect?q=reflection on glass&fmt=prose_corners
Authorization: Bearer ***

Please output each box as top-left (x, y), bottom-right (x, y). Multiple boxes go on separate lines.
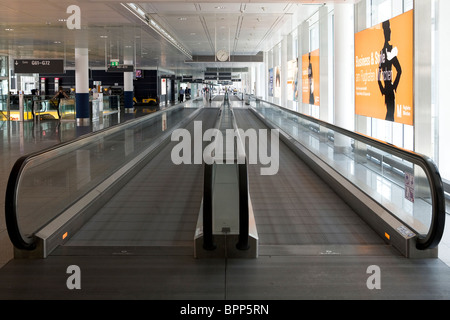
top-left (251, 99), bottom-right (434, 236)
top-left (13, 104), bottom-right (200, 240)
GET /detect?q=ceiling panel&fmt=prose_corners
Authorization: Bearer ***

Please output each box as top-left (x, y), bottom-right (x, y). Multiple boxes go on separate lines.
top-left (0, 1), bottom-right (353, 74)
top-left (141, 1), bottom-right (308, 58)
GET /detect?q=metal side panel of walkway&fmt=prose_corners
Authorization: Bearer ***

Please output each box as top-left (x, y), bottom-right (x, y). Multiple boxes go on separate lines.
top-left (232, 108), bottom-right (391, 256)
top-left (52, 108), bottom-right (220, 255)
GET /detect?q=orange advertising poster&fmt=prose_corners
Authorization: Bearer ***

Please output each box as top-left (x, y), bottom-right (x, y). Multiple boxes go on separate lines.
top-left (302, 49), bottom-right (320, 106)
top-left (355, 10), bottom-right (413, 126)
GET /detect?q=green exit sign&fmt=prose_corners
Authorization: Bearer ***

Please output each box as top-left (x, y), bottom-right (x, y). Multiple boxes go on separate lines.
top-left (111, 60), bottom-right (119, 67)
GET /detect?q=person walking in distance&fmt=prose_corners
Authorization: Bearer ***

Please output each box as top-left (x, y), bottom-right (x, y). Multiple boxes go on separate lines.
top-left (179, 87), bottom-right (185, 103)
top-left (378, 20), bottom-right (402, 122)
top-left (52, 86), bottom-right (69, 119)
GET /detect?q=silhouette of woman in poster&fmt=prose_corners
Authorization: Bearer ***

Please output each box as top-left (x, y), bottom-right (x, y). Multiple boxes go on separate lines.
top-left (378, 20), bottom-right (402, 122)
top-left (275, 67), bottom-right (281, 88)
top-left (275, 67), bottom-right (281, 98)
top-left (308, 53), bottom-right (314, 105)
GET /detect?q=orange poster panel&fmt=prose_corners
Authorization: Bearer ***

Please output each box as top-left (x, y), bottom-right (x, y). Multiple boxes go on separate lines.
top-left (302, 49), bottom-right (320, 106)
top-left (355, 10), bottom-right (413, 126)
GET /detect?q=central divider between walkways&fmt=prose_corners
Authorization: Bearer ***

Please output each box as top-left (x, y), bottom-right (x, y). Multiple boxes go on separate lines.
top-left (194, 94), bottom-right (258, 259)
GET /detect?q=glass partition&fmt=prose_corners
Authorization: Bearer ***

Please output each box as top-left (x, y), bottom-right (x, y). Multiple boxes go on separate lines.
top-left (103, 95), bottom-right (120, 115)
top-left (250, 98), bottom-right (443, 245)
top-left (8, 95), bottom-right (34, 121)
top-left (59, 98), bottom-right (76, 120)
top-left (0, 94), bottom-right (7, 121)
top-left (2, 95), bottom-right (120, 122)
top-left (34, 98), bottom-right (60, 120)
top-left (7, 103), bottom-right (201, 248)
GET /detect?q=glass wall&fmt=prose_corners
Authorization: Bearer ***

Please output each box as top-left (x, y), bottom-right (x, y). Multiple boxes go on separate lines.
top-left (0, 55), bottom-right (8, 121)
top-left (435, 0), bottom-right (450, 184)
top-left (309, 12), bottom-right (320, 119)
top-left (261, 0), bottom-right (450, 186)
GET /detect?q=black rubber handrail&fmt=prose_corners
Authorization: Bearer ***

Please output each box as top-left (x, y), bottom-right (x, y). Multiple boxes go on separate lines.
top-left (201, 151), bottom-right (250, 252)
top-left (202, 163), bottom-right (216, 251)
top-left (253, 99), bottom-right (446, 250)
top-left (5, 102), bottom-right (195, 251)
top-left (236, 159), bottom-right (250, 250)
top-left (202, 97), bottom-right (251, 252)
top-left (5, 155), bottom-right (37, 250)
top-left (232, 107), bottom-right (250, 251)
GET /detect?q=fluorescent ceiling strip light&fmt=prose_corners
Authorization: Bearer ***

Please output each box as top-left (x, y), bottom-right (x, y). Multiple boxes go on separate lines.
top-left (121, 3), bottom-right (192, 60)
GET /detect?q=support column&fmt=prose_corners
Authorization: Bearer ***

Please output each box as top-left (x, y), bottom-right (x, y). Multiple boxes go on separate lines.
top-left (124, 46), bottom-right (134, 112)
top-left (281, 35), bottom-right (288, 108)
top-left (334, 3), bottom-right (355, 152)
top-left (273, 45), bottom-right (280, 105)
top-left (354, 0), bottom-right (368, 135)
top-left (319, 6), bottom-right (329, 124)
top-left (268, 49), bottom-right (273, 103)
top-left (286, 33), bottom-right (294, 110)
top-left (296, 24), bottom-right (302, 113)
top-left (414, 0), bottom-right (433, 197)
top-left (354, 0), bottom-right (368, 162)
top-left (255, 64), bottom-right (260, 97)
top-left (438, 0), bottom-right (450, 178)
top-left (414, 0), bottom-right (432, 158)
top-left (264, 51), bottom-right (269, 100)
top-left (300, 21), bottom-right (309, 115)
top-left (75, 47), bottom-right (90, 126)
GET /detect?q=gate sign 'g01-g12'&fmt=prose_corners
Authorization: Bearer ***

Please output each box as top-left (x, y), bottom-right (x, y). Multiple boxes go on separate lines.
top-left (14, 59), bottom-right (65, 74)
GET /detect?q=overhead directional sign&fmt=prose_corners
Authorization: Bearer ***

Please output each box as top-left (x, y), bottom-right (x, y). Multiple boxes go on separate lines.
top-left (204, 72), bottom-right (217, 80)
top-left (218, 72), bottom-right (231, 80)
top-left (107, 64), bottom-right (134, 72)
top-left (14, 59), bottom-right (64, 74)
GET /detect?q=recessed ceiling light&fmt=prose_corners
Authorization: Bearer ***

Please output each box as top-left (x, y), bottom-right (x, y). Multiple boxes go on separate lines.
top-left (215, 6), bottom-right (226, 9)
top-left (190, 33), bottom-right (196, 36)
top-left (100, 35), bottom-right (108, 38)
top-left (5, 28), bottom-right (14, 31)
top-left (178, 17), bottom-right (187, 21)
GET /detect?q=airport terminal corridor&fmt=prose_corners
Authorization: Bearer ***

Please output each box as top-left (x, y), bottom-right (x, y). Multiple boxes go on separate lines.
top-left (1, 96), bottom-right (450, 300)
top-left (1, 0), bottom-right (450, 306)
